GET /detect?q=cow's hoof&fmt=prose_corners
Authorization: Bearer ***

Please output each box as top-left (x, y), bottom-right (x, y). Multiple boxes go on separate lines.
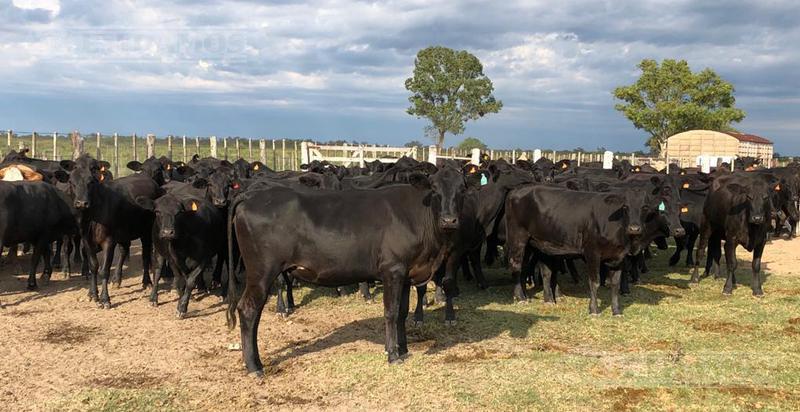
top-left (543, 301), bottom-right (556, 305)
top-left (150, 301), bottom-right (158, 307)
top-left (753, 292), bottom-right (765, 298)
top-left (413, 320), bottom-right (423, 328)
top-left (388, 356), bottom-right (404, 365)
top-left (444, 319), bottom-right (457, 327)
top-left (722, 290), bottom-right (733, 296)
top-left (613, 313), bottom-right (623, 317)
top-left (248, 370), bottom-right (265, 379)
top-left (26, 283), bottom-right (37, 291)
top-left (99, 302), bottom-right (111, 309)
top-left (176, 311), bottom-right (186, 319)
top-left (515, 300), bottom-right (528, 305)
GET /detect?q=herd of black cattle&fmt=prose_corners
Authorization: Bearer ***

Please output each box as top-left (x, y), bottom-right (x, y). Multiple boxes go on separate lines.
top-left (0, 148), bottom-right (797, 377)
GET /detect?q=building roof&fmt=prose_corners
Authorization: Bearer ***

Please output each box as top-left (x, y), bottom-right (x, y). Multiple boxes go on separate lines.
top-left (724, 131), bottom-right (772, 145)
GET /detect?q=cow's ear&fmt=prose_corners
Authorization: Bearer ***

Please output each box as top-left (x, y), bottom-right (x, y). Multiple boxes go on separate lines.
top-left (135, 196), bottom-right (155, 211)
top-left (408, 173), bottom-right (431, 190)
top-left (603, 194), bottom-right (624, 205)
top-left (251, 161), bottom-right (265, 172)
top-left (177, 165), bottom-right (192, 176)
top-left (220, 160), bottom-right (232, 168)
top-left (54, 170), bottom-right (70, 183)
top-left (300, 163), bottom-right (309, 171)
top-left (59, 160), bottom-right (76, 171)
top-left (191, 178), bottom-right (209, 189)
top-left (191, 154), bottom-right (200, 163)
top-left (465, 173), bottom-right (482, 190)
top-left (98, 161), bottom-right (111, 171)
top-left (299, 174), bottom-right (321, 187)
top-left (127, 161), bottom-right (142, 171)
top-left (565, 180), bottom-right (580, 191)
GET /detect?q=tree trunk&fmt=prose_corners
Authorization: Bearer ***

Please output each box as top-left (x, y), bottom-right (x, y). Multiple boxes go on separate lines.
top-left (437, 129), bottom-right (446, 148)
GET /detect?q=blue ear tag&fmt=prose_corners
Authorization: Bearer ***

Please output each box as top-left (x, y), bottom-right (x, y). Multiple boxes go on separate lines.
top-left (658, 201), bottom-right (666, 212)
top-left (480, 174), bottom-right (488, 186)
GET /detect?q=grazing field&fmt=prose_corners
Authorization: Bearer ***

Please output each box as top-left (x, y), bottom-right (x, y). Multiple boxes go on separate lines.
top-left (1, 238), bottom-right (800, 411)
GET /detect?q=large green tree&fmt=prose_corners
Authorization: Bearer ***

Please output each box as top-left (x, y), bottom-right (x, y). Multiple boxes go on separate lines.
top-left (613, 59), bottom-right (745, 154)
top-left (457, 137), bottom-right (487, 151)
top-left (405, 46), bottom-right (502, 147)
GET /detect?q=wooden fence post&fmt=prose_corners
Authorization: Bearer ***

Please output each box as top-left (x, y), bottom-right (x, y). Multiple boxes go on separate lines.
top-left (31, 131), bottom-right (37, 158)
top-left (195, 137), bottom-right (200, 158)
top-left (167, 135), bottom-right (173, 159)
top-left (272, 139), bottom-right (276, 169)
top-left (210, 136), bottom-right (217, 158)
top-left (259, 139), bottom-right (266, 164)
top-left (6, 130), bottom-right (11, 149)
top-left (235, 137), bottom-right (241, 159)
top-left (281, 139), bottom-right (286, 170)
top-left (70, 131), bottom-right (84, 160)
top-left (293, 141), bottom-right (298, 170)
top-left (146, 134), bottom-right (156, 158)
top-left (223, 137), bottom-right (228, 160)
top-left (113, 133), bottom-right (119, 177)
top-left (132, 133), bottom-right (138, 162)
top-left (248, 138), bottom-right (253, 161)
top-left (182, 135), bottom-right (187, 162)
top-left (52, 132), bottom-right (58, 161)
top-left (95, 132), bottom-right (101, 160)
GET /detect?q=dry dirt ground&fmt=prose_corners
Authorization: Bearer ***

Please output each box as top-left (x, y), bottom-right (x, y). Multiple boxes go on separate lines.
top-left (1, 237), bottom-right (800, 411)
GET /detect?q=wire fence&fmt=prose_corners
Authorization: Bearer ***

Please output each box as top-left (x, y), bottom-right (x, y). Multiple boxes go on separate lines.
top-left (4, 129), bottom-right (791, 175)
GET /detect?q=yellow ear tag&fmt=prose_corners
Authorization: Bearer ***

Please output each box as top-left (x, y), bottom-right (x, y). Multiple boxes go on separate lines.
top-left (682, 182), bottom-right (690, 189)
top-left (561, 163), bottom-right (567, 169)
top-left (100, 166), bottom-right (105, 172)
top-left (191, 201), bottom-right (198, 211)
top-left (681, 207), bottom-right (689, 213)
top-left (254, 164), bottom-right (259, 170)
top-left (775, 184), bottom-right (781, 191)
top-left (99, 174), bottom-right (105, 182)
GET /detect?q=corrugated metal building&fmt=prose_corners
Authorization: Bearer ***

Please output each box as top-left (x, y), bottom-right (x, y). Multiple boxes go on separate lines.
top-left (666, 130), bottom-right (773, 167)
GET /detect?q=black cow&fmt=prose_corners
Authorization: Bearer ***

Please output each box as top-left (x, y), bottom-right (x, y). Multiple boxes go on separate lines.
top-left (227, 165), bottom-right (475, 376)
top-left (693, 173), bottom-right (779, 295)
top-left (149, 192), bottom-right (226, 317)
top-left (57, 155), bottom-right (160, 308)
top-left (505, 185), bottom-right (654, 315)
top-left (0, 181), bottom-right (77, 290)
top-left (127, 157), bottom-right (168, 186)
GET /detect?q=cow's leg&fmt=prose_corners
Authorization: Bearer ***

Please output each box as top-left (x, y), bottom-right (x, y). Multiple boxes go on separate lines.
top-left (586, 256), bottom-right (601, 315)
top-left (441, 257), bottom-right (459, 325)
top-left (97, 240), bottom-right (116, 309)
top-left (113, 242), bottom-right (129, 288)
top-left (359, 282), bottom-right (373, 302)
top-left (669, 236), bottom-right (685, 267)
top-left (275, 273), bottom-right (289, 317)
top-left (630, 254), bottom-right (641, 286)
top-left (638, 249), bottom-right (649, 275)
top-left (210, 255), bottom-right (224, 290)
top-left (238, 270), bottom-right (275, 377)
top-left (381, 267), bottom-right (405, 364)
top-left (40, 242), bottom-right (53, 284)
top-left (510, 245), bottom-right (530, 302)
top-left (539, 262), bottom-right (555, 304)
top-left (609, 268), bottom-right (623, 316)
top-left (284, 273), bottom-right (295, 312)
top-left (709, 235), bottom-right (723, 279)
top-left (140, 233), bottom-right (153, 290)
top-left (84, 239), bottom-right (100, 301)
top-left (692, 223), bottom-right (710, 282)
top-left (751, 242), bottom-right (766, 297)
top-left (150, 252), bottom-right (165, 306)
top-left (460, 257), bottom-right (473, 281)
top-left (722, 240), bottom-right (737, 295)
top-left (177, 264), bottom-right (204, 318)
top-left (469, 249), bottom-right (487, 290)
top-left (566, 258), bottom-right (580, 284)
top-left (413, 285), bottom-right (426, 326)
top-left (619, 259), bottom-right (631, 295)
top-left (81, 243), bottom-right (91, 280)
top-left (26, 243), bottom-right (43, 290)
top-left (685, 228), bottom-right (698, 266)
top-left (52, 238), bottom-right (63, 269)
top-left (397, 282), bottom-right (410, 358)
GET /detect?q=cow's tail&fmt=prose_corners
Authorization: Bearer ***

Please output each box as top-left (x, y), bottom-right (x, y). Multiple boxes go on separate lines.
top-left (226, 195), bottom-right (243, 330)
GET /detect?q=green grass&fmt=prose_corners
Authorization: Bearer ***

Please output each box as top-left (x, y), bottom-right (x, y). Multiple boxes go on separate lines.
top-left (47, 388), bottom-right (184, 412)
top-left (248, 244), bottom-right (800, 411)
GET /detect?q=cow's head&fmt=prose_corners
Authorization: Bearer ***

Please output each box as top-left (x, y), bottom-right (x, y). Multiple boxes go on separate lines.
top-left (410, 165), bottom-right (477, 231)
top-left (57, 156), bottom-right (102, 209)
top-left (653, 178), bottom-right (686, 238)
top-left (205, 167), bottom-right (235, 208)
top-left (725, 177), bottom-right (775, 225)
top-left (154, 194), bottom-right (203, 239)
top-left (128, 157), bottom-right (166, 186)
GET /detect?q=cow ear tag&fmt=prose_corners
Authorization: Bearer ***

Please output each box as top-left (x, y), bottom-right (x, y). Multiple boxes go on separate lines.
top-left (191, 201), bottom-right (198, 211)
top-left (99, 174), bottom-right (105, 182)
top-left (775, 184), bottom-right (781, 191)
top-left (658, 201), bottom-right (666, 212)
top-left (480, 174), bottom-right (488, 186)
top-left (254, 164), bottom-right (259, 170)
top-left (232, 182), bottom-right (240, 190)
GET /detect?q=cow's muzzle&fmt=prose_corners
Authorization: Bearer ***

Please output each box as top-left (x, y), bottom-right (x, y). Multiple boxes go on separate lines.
top-left (627, 224), bottom-right (643, 235)
top-left (673, 227), bottom-right (686, 238)
top-left (74, 200), bottom-right (90, 209)
top-left (439, 216), bottom-right (459, 230)
top-left (160, 229), bottom-right (176, 239)
top-left (750, 215), bottom-right (765, 224)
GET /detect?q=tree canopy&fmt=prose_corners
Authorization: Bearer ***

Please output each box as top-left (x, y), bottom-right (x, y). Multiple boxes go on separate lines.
top-left (405, 46), bottom-right (502, 148)
top-left (457, 137), bottom-right (487, 151)
top-left (613, 59), bottom-right (745, 154)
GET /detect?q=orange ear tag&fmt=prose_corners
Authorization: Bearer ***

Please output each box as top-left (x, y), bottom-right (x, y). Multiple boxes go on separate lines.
top-left (99, 174), bottom-right (105, 182)
top-left (682, 182), bottom-right (690, 189)
top-left (191, 201), bottom-right (198, 211)
top-left (775, 184), bottom-right (781, 191)
top-left (254, 164), bottom-right (259, 170)
top-left (681, 207), bottom-right (689, 213)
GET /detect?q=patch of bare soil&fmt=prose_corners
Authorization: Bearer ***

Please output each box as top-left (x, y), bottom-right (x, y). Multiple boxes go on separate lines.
top-left (85, 371), bottom-right (163, 389)
top-left (39, 322), bottom-right (100, 344)
top-left (603, 387), bottom-right (656, 411)
top-left (684, 319), bottom-right (753, 334)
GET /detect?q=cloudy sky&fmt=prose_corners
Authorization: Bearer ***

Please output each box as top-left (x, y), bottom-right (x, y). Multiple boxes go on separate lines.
top-left (1, 0), bottom-right (798, 153)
